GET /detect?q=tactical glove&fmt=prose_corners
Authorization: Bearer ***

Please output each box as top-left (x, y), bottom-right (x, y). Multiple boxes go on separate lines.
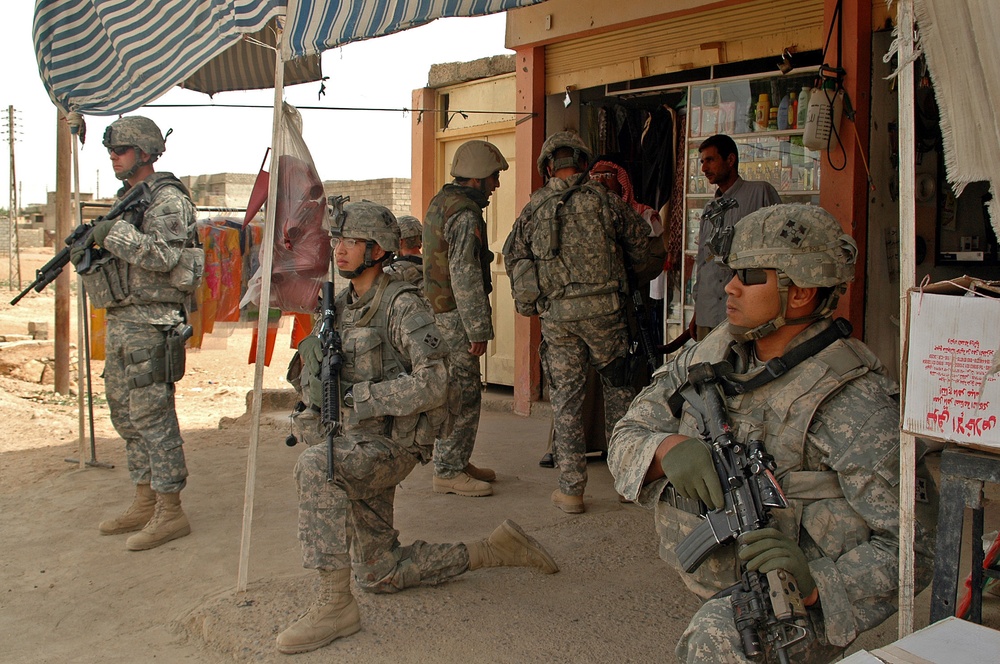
top-left (297, 336), bottom-right (324, 409)
top-left (661, 437), bottom-right (724, 510)
top-left (738, 527), bottom-right (817, 598)
top-left (70, 243), bottom-right (88, 266)
top-left (90, 219), bottom-right (118, 247)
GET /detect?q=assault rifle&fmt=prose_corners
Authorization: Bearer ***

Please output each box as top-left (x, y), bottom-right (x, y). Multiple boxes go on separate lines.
top-left (674, 361), bottom-right (808, 664)
top-left (318, 281), bottom-right (344, 482)
top-left (10, 183), bottom-right (151, 305)
top-left (626, 276), bottom-right (659, 371)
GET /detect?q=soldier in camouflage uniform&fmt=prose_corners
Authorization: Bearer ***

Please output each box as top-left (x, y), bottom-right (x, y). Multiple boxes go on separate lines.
top-left (607, 204), bottom-right (938, 662)
top-left (277, 202), bottom-right (558, 655)
top-left (503, 132), bottom-right (650, 514)
top-left (422, 141), bottom-right (507, 497)
top-left (78, 116), bottom-right (202, 551)
top-left (383, 214), bottom-right (424, 291)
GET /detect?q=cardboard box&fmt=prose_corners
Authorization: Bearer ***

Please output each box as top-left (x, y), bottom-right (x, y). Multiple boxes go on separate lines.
top-left (841, 616), bottom-right (1000, 663)
top-left (901, 277), bottom-right (1000, 450)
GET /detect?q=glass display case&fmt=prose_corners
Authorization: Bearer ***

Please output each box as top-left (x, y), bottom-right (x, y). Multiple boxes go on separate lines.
top-left (666, 71), bottom-right (823, 343)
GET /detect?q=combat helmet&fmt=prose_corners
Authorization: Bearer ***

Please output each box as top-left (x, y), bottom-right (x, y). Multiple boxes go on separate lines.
top-left (331, 201), bottom-right (400, 278)
top-left (102, 116), bottom-right (167, 158)
top-left (723, 203), bottom-right (857, 341)
top-left (450, 140), bottom-right (509, 179)
top-left (536, 131), bottom-right (595, 178)
top-left (396, 215), bottom-right (423, 241)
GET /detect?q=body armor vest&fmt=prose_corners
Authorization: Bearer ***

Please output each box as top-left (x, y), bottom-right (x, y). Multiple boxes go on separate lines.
top-left (337, 277), bottom-right (449, 460)
top-left (656, 323), bottom-right (887, 599)
top-left (422, 184), bottom-right (493, 314)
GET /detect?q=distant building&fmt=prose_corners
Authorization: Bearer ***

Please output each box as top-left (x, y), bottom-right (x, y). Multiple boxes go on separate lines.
top-left (322, 178), bottom-right (412, 219)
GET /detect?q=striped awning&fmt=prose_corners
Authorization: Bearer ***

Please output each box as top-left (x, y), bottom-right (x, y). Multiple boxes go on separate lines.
top-left (33, 0), bottom-right (546, 116)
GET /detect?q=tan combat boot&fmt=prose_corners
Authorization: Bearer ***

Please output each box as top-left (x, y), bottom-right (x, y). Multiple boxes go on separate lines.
top-left (464, 462), bottom-right (496, 483)
top-left (433, 471), bottom-right (492, 497)
top-left (466, 519), bottom-right (559, 573)
top-left (99, 483), bottom-right (156, 535)
top-left (276, 569), bottom-right (361, 654)
top-left (551, 489), bottom-right (585, 514)
top-left (125, 491), bottom-right (191, 551)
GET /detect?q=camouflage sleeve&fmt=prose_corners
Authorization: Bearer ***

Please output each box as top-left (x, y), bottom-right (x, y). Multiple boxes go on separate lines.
top-left (502, 203), bottom-right (534, 280)
top-left (444, 209), bottom-right (494, 343)
top-left (103, 186), bottom-right (196, 272)
top-left (608, 344), bottom-right (694, 504)
top-left (352, 291), bottom-right (448, 420)
top-left (803, 377), bottom-right (937, 647)
top-left (609, 195), bottom-right (651, 280)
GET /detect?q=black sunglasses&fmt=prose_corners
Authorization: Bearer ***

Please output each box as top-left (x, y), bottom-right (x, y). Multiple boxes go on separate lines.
top-left (108, 146), bottom-right (133, 156)
top-left (734, 267), bottom-right (771, 286)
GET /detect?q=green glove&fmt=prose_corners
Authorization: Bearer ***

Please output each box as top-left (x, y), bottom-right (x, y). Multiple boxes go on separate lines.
top-left (90, 219), bottom-right (118, 247)
top-left (70, 242), bottom-right (88, 266)
top-left (738, 527), bottom-right (817, 598)
top-left (661, 437), bottom-right (724, 510)
top-left (297, 336), bottom-right (324, 408)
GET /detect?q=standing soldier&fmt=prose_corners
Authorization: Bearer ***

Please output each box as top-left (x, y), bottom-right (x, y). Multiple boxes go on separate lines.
top-left (503, 132), bottom-right (650, 514)
top-left (608, 205), bottom-right (937, 662)
top-left (278, 202), bottom-right (558, 654)
top-left (422, 140), bottom-right (507, 497)
top-left (80, 116), bottom-right (201, 550)
top-left (383, 214), bottom-right (424, 291)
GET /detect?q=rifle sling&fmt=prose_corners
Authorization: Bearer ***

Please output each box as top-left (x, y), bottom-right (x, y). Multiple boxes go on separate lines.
top-left (667, 318), bottom-right (853, 416)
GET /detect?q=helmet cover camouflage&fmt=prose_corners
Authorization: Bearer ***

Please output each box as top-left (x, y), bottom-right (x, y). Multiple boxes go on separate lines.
top-left (396, 215), bottom-right (423, 240)
top-left (450, 140), bottom-right (509, 179)
top-left (536, 131), bottom-right (596, 177)
top-left (725, 204), bottom-right (857, 288)
top-left (102, 116), bottom-right (166, 157)
top-left (332, 201), bottom-right (400, 252)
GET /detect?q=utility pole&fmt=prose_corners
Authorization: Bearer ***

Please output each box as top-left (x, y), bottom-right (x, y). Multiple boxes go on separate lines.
top-left (2, 105), bottom-right (21, 289)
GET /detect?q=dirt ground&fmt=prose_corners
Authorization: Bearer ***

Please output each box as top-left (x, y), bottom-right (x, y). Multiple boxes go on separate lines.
top-left (1, 248), bottom-right (996, 663)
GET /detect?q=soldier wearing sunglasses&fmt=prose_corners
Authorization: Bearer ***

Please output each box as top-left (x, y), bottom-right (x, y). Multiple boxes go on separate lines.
top-left (609, 204), bottom-right (938, 663)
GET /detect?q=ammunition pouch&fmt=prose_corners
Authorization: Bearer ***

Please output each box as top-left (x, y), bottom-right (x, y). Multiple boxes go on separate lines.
top-left (168, 247), bottom-right (205, 293)
top-left (510, 258), bottom-right (542, 317)
top-left (80, 252), bottom-right (129, 309)
top-left (543, 290), bottom-right (620, 322)
top-left (126, 324), bottom-right (191, 388)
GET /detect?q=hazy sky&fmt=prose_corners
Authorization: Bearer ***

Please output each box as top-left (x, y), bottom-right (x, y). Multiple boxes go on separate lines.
top-left (2, 5), bottom-right (512, 207)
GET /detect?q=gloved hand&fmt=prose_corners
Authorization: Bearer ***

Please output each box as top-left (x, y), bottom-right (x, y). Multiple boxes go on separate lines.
top-left (297, 336), bottom-right (323, 408)
top-left (661, 437), bottom-right (724, 510)
top-left (70, 242), bottom-right (88, 266)
top-left (90, 219), bottom-right (118, 247)
top-left (738, 527), bottom-right (817, 598)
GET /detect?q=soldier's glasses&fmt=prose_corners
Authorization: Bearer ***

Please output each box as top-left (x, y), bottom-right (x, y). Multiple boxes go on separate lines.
top-left (108, 146), bottom-right (133, 156)
top-left (335, 238), bottom-right (361, 249)
top-left (734, 268), bottom-right (771, 286)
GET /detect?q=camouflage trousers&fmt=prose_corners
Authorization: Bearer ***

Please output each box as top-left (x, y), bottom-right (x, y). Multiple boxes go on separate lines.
top-left (541, 312), bottom-right (634, 495)
top-left (432, 310), bottom-right (482, 479)
top-left (676, 597), bottom-right (842, 663)
top-left (294, 436), bottom-right (470, 593)
top-left (104, 317), bottom-right (187, 493)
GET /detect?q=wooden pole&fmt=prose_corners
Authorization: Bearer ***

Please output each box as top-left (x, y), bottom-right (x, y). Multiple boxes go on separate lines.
top-left (897, 0), bottom-right (918, 638)
top-left (237, 17), bottom-right (286, 593)
top-left (54, 111), bottom-right (72, 395)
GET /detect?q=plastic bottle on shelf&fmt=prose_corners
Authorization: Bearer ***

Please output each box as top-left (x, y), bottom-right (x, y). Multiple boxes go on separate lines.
top-left (797, 86), bottom-right (811, 131)
top-left (755, 94), bottom-right (770, 132)
top-left (788, 92), bottom-right (798, 129)
top-left (777, 94), bottom-right (790, 130)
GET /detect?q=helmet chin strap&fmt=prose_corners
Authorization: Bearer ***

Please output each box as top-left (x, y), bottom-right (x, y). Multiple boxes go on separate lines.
top-left (337, 240), bottom-right (392, 279)
top-left (727, 273), bottom-right (828, 342)
top-left (114, 148), bottom-right (154, 181)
